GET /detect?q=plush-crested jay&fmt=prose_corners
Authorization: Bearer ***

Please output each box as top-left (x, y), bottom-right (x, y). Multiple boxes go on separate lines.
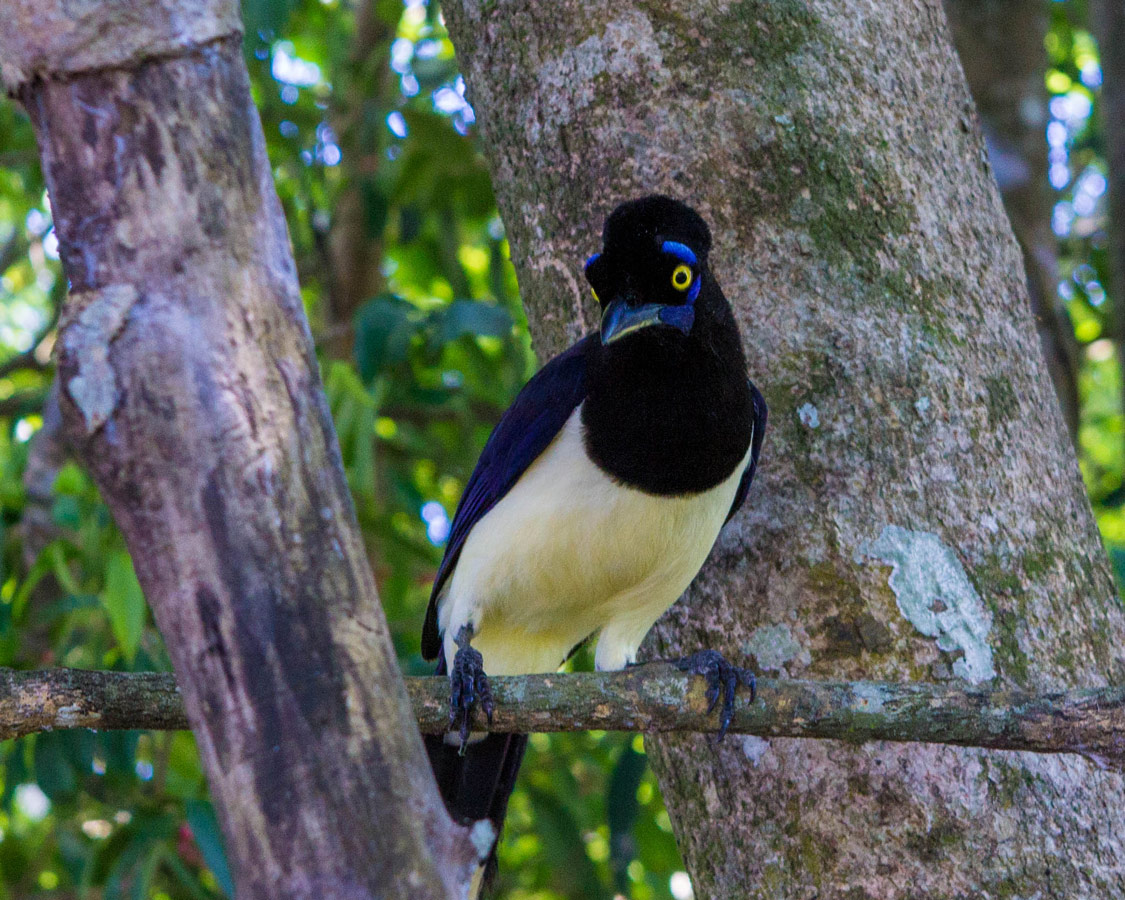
top-left (423, 195), bottom-right (766, 882)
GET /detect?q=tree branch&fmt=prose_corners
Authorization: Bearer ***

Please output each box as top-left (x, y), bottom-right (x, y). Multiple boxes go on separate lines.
top-left (4, 665), bottom-right (1122, 768)
top-left (0, 668), bottom-right (186, 740)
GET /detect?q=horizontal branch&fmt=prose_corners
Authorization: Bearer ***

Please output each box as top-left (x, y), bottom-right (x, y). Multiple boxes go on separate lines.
top-left (3, 665), bottom-right (1123, 768)
top-left (0, 667), bottom-right (187, 740)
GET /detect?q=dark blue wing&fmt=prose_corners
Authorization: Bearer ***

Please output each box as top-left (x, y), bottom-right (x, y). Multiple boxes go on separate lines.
top-left (725, 379), bottom-right (767, 525)
top-left (421, 335), bottom-right (594, 658)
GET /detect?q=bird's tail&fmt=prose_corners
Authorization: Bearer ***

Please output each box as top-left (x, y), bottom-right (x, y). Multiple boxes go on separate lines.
top-left (425, 657), bottom-right (527, 895)
top-left (424, 731), bottom-right (528, 893)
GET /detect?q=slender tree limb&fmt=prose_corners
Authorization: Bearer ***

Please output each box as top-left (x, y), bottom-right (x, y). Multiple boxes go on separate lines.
top-left (0, 668), bottom-right (186, 740)
top-left (4, 665), bottom-right (1122, 768)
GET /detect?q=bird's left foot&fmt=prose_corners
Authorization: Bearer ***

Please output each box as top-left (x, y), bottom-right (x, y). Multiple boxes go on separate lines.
top-left (672, 649), bottom-right (756, 742)
top-left (449, 626), bottom-right (494, 754)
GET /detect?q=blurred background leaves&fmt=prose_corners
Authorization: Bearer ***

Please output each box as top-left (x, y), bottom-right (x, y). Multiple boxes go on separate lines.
top-left (0, 0), bottom-right (1118, 898)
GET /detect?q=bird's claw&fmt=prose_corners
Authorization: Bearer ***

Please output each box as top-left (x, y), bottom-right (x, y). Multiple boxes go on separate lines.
top-left (673, 649), bottom-right (756, 742)
top-left (449, 635), bottom-right (493, 754)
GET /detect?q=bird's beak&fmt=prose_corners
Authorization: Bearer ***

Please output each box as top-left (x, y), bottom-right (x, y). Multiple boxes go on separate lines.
top-left (600, 298), bottom-right (695, 345)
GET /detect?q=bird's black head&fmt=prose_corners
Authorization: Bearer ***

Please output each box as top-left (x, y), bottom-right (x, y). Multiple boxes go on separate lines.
top-left (585, 196), bottom-right (714, 346)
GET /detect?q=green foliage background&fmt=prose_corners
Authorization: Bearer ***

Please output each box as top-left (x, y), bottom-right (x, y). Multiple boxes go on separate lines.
top-left (0, 1), bottom-right (1114, 898)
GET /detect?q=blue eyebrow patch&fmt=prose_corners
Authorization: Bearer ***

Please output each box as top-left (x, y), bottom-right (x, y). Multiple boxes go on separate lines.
top-left (661, 240), bottom-right (697, 265)
top-left (585, 253), bottom-right (601, 271)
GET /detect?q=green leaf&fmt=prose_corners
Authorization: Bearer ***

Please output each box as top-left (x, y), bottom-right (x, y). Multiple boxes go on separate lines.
top-left (11, 547), bottom-right (52, 619)
top-left (161, 847), bottom-right (216, 900)
top-left (162, 732), bottom-right (206, 800)
top-left (1110, 547), bottom-right (1125, 590)
top-left (58, 729), bottom-right (95, 775)
top-left (34, 731), bottom-right (77, 801)
top-left (129, 845), bottom-right (162, 900)
top-left (51, 494), bottom-right (81, 529)
top-left (522, 783), bottom-right (606, 898)
top-left (352, 400), bottom-right (377, 501)
top-left (353, 295), bottom-right (415, 383)
top-left (0, 832), bottom-right (31, 884)
top-left (100, 730), bottom-right (139, 780)
top-left (104, 827), bottom-right (159, 900)
top-left (2, 738), bottom-right (28, 807)
top-left (89, 819), bottom-right (137, 889)
top-left (186, 800), bottom-right (235, 898)
top-left (102, 552), bottom-right (147, 663)
top-left (52, 460), bottom-right (91, 496)
top-left (49, 542), bottom-right (81, 595)
top-left (360, 178), bottom-right (390, 239)
top-left (607, 743), bottom-right (647, 892)
top-left (240, 0), bottom-right (298, 40)
top-left (436, 300), bottom-right (513, 344)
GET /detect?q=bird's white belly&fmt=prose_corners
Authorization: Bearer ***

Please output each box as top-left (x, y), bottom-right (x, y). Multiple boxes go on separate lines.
top-left (439, 408), bottom-right (750, 675)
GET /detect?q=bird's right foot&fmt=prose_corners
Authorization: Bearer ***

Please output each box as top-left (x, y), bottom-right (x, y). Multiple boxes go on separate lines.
top-left (673, 649), bottom-right (756, 742)
top-left (449, 626), bottom-right (493, 754)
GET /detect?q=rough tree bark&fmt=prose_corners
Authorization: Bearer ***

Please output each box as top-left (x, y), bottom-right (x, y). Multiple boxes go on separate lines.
top-left (444, 1), bottom-right (1125, 897)
top-left (0, 2), bottom-right (479, 898)
top-left (946, 0), bottom-right (1080, 437)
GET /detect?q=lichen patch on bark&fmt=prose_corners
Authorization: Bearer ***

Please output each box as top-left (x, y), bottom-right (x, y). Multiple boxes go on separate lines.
top-left (743, 623), bottom-right (808, 671)
top-left (61, 283), bottom-right (138, 433)
top-left (860, 526), bottom-right (997, 685)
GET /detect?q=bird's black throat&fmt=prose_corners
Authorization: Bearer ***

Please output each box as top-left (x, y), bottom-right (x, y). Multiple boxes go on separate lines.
top-left (581, 281), bottom-right (754, 496)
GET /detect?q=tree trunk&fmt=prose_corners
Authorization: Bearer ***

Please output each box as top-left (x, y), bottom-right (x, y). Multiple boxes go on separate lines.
top-left (1093, 0), bottom-right (1125, 436)
top-left (946, 0), bottom-right (1079, 437)
top-left (0, 2), bottom-right (477, 897)
top-left (443, 1), bottom-right (1125, 897)
top-left (323, 0), bottom-right (394, 355)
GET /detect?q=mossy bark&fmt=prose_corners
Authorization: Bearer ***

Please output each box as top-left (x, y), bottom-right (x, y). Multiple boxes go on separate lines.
top-left (444, 1), bottom-right (1125, 896)
top-left (0, 3), bottom-right (477, 897)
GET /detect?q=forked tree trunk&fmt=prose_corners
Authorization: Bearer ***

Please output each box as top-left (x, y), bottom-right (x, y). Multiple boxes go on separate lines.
top-left (0, 2), bottom-right (476, 897)
top-left (444, 1), bottom-right (1125, 896)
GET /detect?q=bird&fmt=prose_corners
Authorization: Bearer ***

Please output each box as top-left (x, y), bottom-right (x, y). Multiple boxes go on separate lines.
top-left (422, 194), bottom-right (766, 887)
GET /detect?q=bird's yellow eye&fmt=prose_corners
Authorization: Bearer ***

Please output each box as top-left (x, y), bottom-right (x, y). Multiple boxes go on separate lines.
top-left (671, 264), bottom-right (693, 291)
